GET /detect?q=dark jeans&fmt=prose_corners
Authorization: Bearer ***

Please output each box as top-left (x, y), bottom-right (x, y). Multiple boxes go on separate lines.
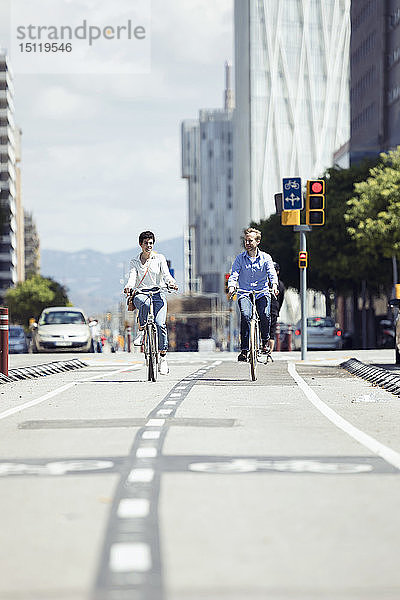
top-left (238, 294), bottom-right (271, 351)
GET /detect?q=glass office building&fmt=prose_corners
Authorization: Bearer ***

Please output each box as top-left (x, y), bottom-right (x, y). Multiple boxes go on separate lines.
top-left (234, 0), bottom-right (350, 234)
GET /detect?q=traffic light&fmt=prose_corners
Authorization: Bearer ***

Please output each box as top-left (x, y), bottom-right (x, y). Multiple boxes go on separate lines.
top-left (298, 251), bottom-right (308, 269)
top-left (306, 179), bottom-right (325, 225)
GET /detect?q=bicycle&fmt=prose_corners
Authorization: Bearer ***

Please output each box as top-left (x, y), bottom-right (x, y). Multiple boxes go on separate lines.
top-left (127, 286), bottom-right (174, 382)
top-left (233, 288), bottom-right (271, 381)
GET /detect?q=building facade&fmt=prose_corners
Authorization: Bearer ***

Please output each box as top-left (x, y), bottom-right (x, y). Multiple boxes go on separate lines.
top-left (234, 0), bottom-right (351, 239)
top-left (182, 64), bottom-right (235, 295)
top-left (350, 0), bottom-right (400, 162)
top-left (0, 51), bottom-right (18, 302)
top-left (24, 210), bottom-right (40, 279)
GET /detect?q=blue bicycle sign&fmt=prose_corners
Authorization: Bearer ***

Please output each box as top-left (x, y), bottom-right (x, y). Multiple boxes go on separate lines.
top-left (282, 177), bottom-right (303, 210)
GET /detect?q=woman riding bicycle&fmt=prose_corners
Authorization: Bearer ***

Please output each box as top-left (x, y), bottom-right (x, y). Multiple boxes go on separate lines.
top-left (228, 228), bottom-right (278, 362)
top-left (124, 230), bottom-right (178, 375)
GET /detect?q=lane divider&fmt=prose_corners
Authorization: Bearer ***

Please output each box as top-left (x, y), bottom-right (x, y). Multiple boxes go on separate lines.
top-left (94, 360), bottom-right (222, 600)
top-left (288, 362), bottom-right (400, 471)
top-left (1, 358), bottom-right (88, 385)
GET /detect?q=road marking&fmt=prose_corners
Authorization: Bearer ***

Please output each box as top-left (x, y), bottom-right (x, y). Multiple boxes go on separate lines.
top-left (288, 363), bottom-right (400, 471)
top-left (146, 419), bottom-right (165, 427)
top-left (0, 383), bottom-right (75, 421)
top-left (109, 542), bottom-right (151, 572)
top-left (169, 393), bottom-right (181, 397)
top-left (164, 400), bottom-right (177, 405)
top-left (136, 447), bottom-right (157, 458)
top-left (175, 386), bottom-right (187, 390)
top-left (142, 431), bottom-right (160, 439)
top-left (128, 468), bottom-right (154, 483)
top-left (117, 498), bottom-right (150, 518)
top-left (0, 365), bottom-right (139, 423)
top-left (157, 409), bottom-right (172, 416)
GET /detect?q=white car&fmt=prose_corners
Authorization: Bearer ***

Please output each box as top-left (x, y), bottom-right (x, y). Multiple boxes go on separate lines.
top-left (293, 316), bottom-right (343, 350)
top-left (32, 307), bottom-right (92, 353)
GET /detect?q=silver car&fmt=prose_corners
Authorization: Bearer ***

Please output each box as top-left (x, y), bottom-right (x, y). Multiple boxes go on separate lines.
top-left (9, 325), bottom-right (29, 354)
top-left (32, 307), bottom-right (92, 353)
top-left (293, 316), bottom-right (343, 350)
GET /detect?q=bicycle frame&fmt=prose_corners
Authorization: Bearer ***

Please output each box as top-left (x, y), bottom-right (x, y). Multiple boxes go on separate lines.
top-left (235, 288), bottom-right (263, 381)
top-left (127, 286), bottom-right (174, 382)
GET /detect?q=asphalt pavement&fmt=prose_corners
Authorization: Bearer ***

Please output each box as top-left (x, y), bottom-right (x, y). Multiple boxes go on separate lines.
top-left (1, 349), bottom-right (400, 600)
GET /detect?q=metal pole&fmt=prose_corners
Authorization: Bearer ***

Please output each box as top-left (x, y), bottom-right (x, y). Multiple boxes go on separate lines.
top-left (126, 326), bottom-right (131, 353)
top-left (0, 307), bottom-right (9, 376)
top-left (300, 231), bottom-right (307, 361)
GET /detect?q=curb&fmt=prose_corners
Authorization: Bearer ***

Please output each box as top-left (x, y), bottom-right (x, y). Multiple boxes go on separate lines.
top-left (0, 358), bottom-right (88, 385)
top-left (340, 358), bottom-right (400, 397)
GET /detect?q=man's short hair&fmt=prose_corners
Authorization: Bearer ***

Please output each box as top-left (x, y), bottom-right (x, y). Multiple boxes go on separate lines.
top-left (244, 227), bottom-right (261, 242)
top-left (139, 230), bottom-right (155, 245)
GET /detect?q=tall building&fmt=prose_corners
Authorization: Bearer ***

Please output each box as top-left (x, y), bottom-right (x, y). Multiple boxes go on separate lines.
top-left (0, 51), bottom-right (18, 302)
top-left (234, 0), bottom-right (351, 240)
top-left (14, 126), bottom-right (24, 282)
top-left (24, 210), bottom-right (40, 279)
top-left (182, 63), bottom-right (235, 295)
top-left (350, 1), bottom-right (400, 163)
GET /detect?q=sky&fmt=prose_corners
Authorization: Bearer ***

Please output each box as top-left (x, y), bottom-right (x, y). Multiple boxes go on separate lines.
top-left (0, 0), bottom-right (233, 252)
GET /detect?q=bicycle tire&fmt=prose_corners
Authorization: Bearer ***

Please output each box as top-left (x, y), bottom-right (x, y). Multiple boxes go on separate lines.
top-left (148, 324), bottom-right (158, 382)
top-left (249, 319), bottom-right (258, 381)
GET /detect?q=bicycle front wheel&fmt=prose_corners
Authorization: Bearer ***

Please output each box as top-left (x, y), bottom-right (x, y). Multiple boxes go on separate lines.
top-left (148, 324), bottom-right (158, 382)
top-left (249, 319), bottom-right (258, 381)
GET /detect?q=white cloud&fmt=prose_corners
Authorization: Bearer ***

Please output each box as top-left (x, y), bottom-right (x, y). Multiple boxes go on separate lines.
top-left (9, 0), bottom-right (233, 252)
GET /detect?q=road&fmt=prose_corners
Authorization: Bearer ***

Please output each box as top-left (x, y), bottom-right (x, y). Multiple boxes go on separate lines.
top-left (1, 349), bottom-right (400, 600)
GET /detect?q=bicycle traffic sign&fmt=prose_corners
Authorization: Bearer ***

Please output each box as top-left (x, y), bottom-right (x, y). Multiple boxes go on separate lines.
top-left (282, 177), bottom-right (303, 210)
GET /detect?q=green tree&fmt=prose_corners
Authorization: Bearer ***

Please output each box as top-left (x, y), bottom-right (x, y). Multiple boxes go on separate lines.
top-left (346, 146), bottom-right (400, 261)
top-left (5, 275), bottom-right (70, 327)
top-left (308, 158), bottom-right (392, 296)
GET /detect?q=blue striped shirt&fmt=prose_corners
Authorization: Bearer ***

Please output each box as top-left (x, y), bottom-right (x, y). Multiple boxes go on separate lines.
top-left (228, 250), bottom-right (278, 300)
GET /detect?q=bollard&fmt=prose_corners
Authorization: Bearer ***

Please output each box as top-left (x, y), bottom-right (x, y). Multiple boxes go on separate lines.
top-left (0, 307), bottom-right (9, 376)
top-left (287, 325), bottom-right (292, 352)
top-left (276, 323), bottom-right (281, 352)
top-left (126, 326), bottom-right (131, 353)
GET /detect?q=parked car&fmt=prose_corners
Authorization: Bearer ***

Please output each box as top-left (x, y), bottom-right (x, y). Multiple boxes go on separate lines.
top-left (389, 299), bottom-right (400, 364)
top-left (31, 307), bottom-right (93, 353)
top-left (293, 316), bottom-right (343, 350)
top-left (8, 325), bottom-right (29, 354)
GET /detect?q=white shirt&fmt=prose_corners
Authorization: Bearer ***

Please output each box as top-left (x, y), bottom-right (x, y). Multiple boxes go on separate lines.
top-left (126, 252), bottom-right (176, 291)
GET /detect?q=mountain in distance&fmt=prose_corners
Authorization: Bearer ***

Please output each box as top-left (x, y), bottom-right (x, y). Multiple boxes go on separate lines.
top-left (40, 237), bottom-right (184, 315)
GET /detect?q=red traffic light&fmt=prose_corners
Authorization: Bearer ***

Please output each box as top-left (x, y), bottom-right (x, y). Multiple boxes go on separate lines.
top-left (311, 181), bottom-right (323, 194)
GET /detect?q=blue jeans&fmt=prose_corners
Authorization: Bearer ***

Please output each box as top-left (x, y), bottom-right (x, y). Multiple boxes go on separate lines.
top-left (238, 294), bottom-right (271, 351)
top-left (133, 291), bottom-right (168, 352)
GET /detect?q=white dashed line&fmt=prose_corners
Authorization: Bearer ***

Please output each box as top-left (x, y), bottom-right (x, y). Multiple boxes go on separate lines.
top-left (117, 498), bottom-right (150, 518)
top-left (146, 419), bottom-right (165, 427)
top-left (136, 447), bottom-right (158, 458)
top-left (109, 542), bottom-right (151, 572)
top-left (142, 431), bottom-right (160, 440)
top-left (128, 469), bottom-right (154, 483)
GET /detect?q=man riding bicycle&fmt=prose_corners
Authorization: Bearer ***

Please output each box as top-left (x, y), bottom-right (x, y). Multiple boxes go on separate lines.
top-left (124, 230), bottom-right (178, 375)
top-left (228, 227), bottom-right (278, 362)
